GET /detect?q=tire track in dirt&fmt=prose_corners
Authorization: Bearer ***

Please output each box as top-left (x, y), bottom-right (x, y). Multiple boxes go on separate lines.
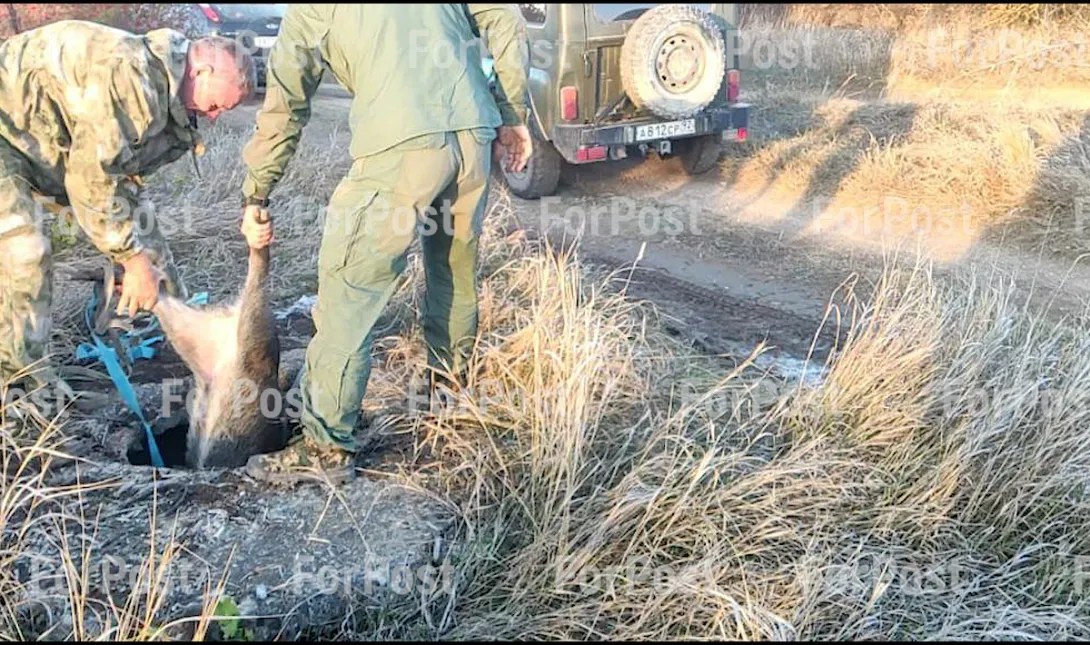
top-left (506, 159), bottom-right (858, 373)
top-left (596, 258), bottom-right (840, 362)
top-left (506, 149), bottom-right (1090, 372)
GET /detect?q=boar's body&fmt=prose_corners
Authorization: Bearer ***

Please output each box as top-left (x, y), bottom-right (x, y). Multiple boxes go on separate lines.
top-left (152, 245), bottom-right (288, 468)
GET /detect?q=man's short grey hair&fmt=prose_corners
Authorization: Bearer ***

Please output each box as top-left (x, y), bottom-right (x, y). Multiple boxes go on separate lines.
top-left (191, 35), bottom-right (258, 98)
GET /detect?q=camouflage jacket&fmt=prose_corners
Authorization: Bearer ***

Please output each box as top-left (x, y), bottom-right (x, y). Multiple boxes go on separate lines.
top-left (0, 20), bottom-right (203, 262)
top-left (241, 4), bottom-right (530, 203)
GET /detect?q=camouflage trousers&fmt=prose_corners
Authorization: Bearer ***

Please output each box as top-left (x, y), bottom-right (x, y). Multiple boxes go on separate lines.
top-left (297, 128), bottom-right (494, 451)
top-left (0, 137), bottom-right (186, 390)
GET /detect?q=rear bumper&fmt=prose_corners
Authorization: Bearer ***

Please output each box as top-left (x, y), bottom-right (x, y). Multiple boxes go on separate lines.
top-left (549, 104), bottom-right (750, 164)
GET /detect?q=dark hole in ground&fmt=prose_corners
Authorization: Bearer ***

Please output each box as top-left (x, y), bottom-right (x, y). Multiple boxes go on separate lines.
top-left (126, 408), bottom-right (191, 467)
top-left (107, 311), bottom-right (316, 468)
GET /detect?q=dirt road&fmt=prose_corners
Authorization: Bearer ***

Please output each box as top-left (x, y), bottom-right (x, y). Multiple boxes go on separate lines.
top-left (523, 151), bottom-right (1090, 368)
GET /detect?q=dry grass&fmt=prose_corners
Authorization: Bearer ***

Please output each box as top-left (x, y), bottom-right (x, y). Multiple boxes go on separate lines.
top-left (746, 3), bottom-right (1090, 31)
top-left (723, 6), bottom-right (1090, 258)
top-left (319, 198), bottom-right (1090, 640)
top-left (735, 22), bottom-right (895, 99)
top-left (724, 98), bottom-right (1087, 232)
top-left (14, 184), bottom-right (1090, 637)
top-left (6, 17), bottom-right (1090, 636)
top-left (738, 4), bottom-right (1090, 103)
top-left (0, 383), bottom-right (237, 640)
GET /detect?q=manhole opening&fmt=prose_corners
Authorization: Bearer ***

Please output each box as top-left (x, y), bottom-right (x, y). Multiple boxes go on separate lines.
top-left (126, 411), bottom-right (191, 468)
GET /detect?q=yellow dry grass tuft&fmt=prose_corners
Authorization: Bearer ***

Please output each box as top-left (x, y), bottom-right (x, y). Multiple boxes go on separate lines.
top-left (725, 8), bottom-right (1090, 258)
top-left (353, 204), bottom-right (1090, 640)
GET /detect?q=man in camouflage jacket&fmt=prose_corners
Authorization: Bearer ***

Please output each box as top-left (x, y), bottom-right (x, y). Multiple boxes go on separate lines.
top-left (0, 19), bottom-right (255, 404)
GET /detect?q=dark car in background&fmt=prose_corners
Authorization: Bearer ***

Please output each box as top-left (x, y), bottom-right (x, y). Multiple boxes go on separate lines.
top-left (196, 4), bottom-right (286, 89)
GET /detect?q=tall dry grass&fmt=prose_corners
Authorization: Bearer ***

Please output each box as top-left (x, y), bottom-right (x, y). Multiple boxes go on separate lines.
top-left (310, 192), bottom-right (1090, 640)
top-left (745, 3), bottom-right (1090, 31)
top-left (16, 187), bottom-right (1090, 638)
top-left (721, 97), bottom-right (1089, 242)
top-left (737, 3), bottom-right (1090, 104)
top-left (8, 69), bottom-right (1090, 640)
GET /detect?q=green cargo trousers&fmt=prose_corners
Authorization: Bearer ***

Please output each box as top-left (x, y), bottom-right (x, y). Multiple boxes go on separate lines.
top-left (297, 128), bottom-right (493, 451)
top-left (0, 138), bottom-right (52, 388)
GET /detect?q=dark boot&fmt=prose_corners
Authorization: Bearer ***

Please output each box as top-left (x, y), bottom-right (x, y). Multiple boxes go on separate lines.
top-left (429, 369), bottom-right (466, 413)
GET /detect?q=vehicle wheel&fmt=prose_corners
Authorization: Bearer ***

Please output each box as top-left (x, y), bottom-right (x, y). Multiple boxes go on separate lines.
top-left (500, 123), bottom-right (563, 200)
top-left (675, 134), bottom-right (722, 175)
top-left (620, 4), bottom-right (726, 120)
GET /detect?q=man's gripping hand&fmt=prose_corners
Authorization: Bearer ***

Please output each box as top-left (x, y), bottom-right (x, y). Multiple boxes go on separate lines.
top-left (241, 204), bottom-right (274, 249)
top-left (117, 251), bottom-right (166, 316)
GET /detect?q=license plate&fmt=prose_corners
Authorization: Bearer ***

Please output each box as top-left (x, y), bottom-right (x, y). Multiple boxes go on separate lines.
top-left (254, 36), bottom-right (277, 48)
top-left (635, 119), bottom-right (696, 141)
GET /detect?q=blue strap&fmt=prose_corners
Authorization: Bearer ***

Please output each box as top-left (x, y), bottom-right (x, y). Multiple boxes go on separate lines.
top-left (75, 333), bottom-right (166, 364)
top-left (96, 331), bottom-right (165, 467)
top-left (75, 289), bottom-right (209, 468)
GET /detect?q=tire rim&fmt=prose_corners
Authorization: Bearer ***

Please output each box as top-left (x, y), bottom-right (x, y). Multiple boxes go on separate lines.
top-left (506, 157), bottom-right (531, 182)
top-left (652, 26), bottom-right (707, 95)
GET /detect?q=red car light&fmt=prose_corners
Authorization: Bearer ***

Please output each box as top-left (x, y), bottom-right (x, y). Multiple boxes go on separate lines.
top-left (198, 4), bottom-right (221, 23)
top-left (576, 145), bottom-right (607, 162)
top-left (727, 69), bottom-right (740, 102)
top-left (561, 86), bottom-right (578, 121)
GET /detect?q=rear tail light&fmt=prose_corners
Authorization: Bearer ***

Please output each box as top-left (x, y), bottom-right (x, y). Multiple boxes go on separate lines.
top-left (576, 145), bottom-right (607, 162)
top-left (198, 4), bottom-right (221, 22)
top-left (727, 69), bottom-right (740, 102)
top-left (737, 127), bottom-right (747, 142)
top-left (560, 86), bottom-right (578, 121)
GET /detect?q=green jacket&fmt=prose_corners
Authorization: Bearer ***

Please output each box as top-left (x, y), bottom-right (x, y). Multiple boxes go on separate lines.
top-left (241, 3), bottom-right (530, 202)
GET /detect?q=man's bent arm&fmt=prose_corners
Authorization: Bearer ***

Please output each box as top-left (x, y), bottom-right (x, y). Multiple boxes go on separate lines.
top-left (241, 3), bottom-right (328, 202)
top-left (468, 4), bottom-right (531, 126)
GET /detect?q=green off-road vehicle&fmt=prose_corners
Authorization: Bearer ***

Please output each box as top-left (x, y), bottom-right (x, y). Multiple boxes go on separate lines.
top-left (483, 3), bottom-right (749, 199)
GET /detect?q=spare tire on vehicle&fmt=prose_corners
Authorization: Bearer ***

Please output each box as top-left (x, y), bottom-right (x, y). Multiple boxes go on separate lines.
top-left (620, 4), bottom-right (727, 120)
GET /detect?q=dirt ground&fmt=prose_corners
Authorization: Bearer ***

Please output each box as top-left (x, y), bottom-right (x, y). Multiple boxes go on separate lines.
top-left (17, 307), bottom-right (455, 640)
top-left (17, 83), bottom-right (1090, 638)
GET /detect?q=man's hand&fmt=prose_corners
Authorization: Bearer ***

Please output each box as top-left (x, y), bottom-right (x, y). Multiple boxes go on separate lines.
top-left (241, 204), bottom-right (273, 249)
top-left (495, 124), bottom-right (533, 173)
top-left (117, 251), bottom-right (165, 316)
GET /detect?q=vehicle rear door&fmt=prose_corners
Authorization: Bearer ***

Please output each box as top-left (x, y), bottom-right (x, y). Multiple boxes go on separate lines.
top-left (582, 4), bottom-right (731, 118)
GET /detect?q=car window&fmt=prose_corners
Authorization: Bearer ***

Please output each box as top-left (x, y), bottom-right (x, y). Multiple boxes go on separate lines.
top-left (210, 4), bottom-right (287, 20)
top-left (519, 4), bottom-right (546, 26)
top-left (593, 3), bottom-right (713, 22)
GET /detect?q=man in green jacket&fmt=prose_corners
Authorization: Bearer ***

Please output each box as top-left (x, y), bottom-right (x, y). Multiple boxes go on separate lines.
top-left (239, 4), bottom-right (532, 484)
